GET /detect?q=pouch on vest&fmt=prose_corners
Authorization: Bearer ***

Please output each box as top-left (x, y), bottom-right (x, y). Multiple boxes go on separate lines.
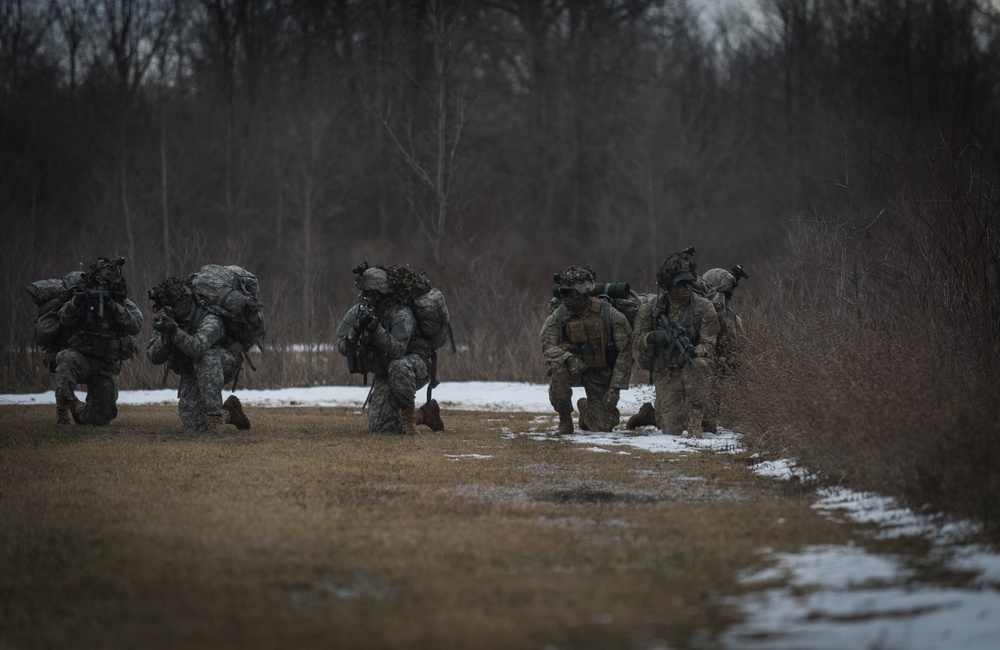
top-left (358, 347), bottom-right (390, 375)
top-left (567, 317), bottom-right (608, 368)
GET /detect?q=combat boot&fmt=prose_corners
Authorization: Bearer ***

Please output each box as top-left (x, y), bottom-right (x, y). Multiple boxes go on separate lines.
top-left (68, 394), bottom-right (84, 424)
top-left (577, 398), bottom-right (590, 431)
top-left (626, 402), bottom-right (657, 430)
top-left (400, 407), bottom-right (418, 436)
top-left (206, 416), bottom-right (228, 437)
top-left (417, 399), bottom-right (445, 432)
top-left (223, 395), bottom-right (251, 430)
top-left (55, 400), bottom-right (72, 427)
top-left (556, 412), bottom-right (574, 436)
top-left (685, 414), bottom-right (704, 439)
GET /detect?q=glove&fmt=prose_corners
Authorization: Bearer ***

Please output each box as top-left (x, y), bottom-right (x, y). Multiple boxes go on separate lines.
top-left (603, 387), bottom-right (620, 411)
top-left (152, 315), bottom-right (178, 337)
top-left (566, 355), bottom-right (588, 375)
top-left (356, 309), bottom-right (378, 332)
top-left (647, 330), bottom-right (670, 346)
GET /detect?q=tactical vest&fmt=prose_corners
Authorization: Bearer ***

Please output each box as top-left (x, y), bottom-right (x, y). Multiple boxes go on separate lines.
top-left (648, 294), bottom-right (707, 370)
top-left (67, 307), bottom-right (137, 363)
top-left (556, 299), bottom-right (617, 369)
top-left (653, 294), bottom-right (705, 344)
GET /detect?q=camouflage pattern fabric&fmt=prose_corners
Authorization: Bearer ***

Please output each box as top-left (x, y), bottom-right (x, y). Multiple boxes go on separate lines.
top-left (633, 292), bottom-right (719, 436)
top-left (650, 359), bottom-right (713, 436)
top-left (147, 310), bottom-right (242, 431)
top-left (41, 291), bottom-right (142, 426)
top-left (698, 269), bottom-right (746, 432)
top-left (53, 349), bottom-right (120, 426)
top-left (366, 355), bottom-right (429, 433)
top-left (378, 265), bottom-right (432, 302)
top-left (656, 252), bottom-right (697, 288)
top-left (176, 347), bottom-right (242, 430)
top-left (540, 295), bottom-right (633, 431)
top-left (555, 265), bottom-right (597, 293)
top-left (337, 300), bottom-right (428, 433)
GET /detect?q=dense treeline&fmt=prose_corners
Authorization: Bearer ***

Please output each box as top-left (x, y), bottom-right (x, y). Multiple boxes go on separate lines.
top-left (2, 1), bottom-right (999, 532)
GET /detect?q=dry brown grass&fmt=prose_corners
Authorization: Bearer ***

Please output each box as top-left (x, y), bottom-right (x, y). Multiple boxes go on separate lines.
top-left (0, 404), bottom-right (856, 650)
top-left (725, 304), bottom-right (1000, 538)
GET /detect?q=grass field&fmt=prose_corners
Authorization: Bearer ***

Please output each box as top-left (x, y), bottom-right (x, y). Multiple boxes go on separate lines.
top-left (0, 404), bottom-right (886, 649)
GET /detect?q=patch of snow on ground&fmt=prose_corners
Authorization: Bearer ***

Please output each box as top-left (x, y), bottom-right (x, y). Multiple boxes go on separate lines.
top-left (4, 381), bottom-right (999, 648)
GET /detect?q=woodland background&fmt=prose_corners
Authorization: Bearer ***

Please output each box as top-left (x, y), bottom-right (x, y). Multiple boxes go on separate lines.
top-left (1, 0), bottom-right (999, 534)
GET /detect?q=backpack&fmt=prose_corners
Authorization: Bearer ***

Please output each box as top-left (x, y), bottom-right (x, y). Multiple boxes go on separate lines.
top-left (378, 265), bottom-right (454, 352)
top-left (26, 272), bottom-right (87, 370)
top-left (377, 265), bottom-right (455, 400)
top-left (188, 264), bottom-right (266, 354)
top-left (548, 289), bottom-right (653, 329)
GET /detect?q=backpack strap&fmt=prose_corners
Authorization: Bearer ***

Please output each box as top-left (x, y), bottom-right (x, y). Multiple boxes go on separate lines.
top-left (600, 299), bottom-right (612, 338)
top-left (600, 298), bottom-right (620, 367)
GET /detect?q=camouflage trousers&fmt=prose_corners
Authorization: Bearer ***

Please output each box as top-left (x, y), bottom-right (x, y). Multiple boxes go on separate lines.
top-left (176, 348), bottom-right (242, 431)
top-left (366, 354), bottom-right (428, 433)
top-left (547, 363), bottom-right (621, 432)
top-left (53, 349), bottom-right (120, 426)
top-left (652, 358), bottom-right (712, 436)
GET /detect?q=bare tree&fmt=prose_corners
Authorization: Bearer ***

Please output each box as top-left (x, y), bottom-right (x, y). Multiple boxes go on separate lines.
top-left (374, 0), bottom-right (476, 273)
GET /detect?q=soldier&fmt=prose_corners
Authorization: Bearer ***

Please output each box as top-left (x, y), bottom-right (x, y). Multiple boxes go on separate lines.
top-left (337, 267), bottom-right (444, 435)
top-left (699, 267), bottom-right (746, 369)
top-left (146, 276), bottom-right (250, 435)
top-left (36, 257), bottom-right (143, 426)
top-left (628, 252), bottom-right (720, 437)
top-left (698, 267), bottom-right (748, 433)
top-left (540, 265), bottom-right (633, 436)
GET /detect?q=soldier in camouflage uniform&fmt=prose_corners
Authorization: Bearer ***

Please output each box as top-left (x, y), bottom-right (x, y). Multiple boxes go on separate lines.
top-left (540, 265), bottom-right (633, 436)
top-left (698, 267), bottom-right (747, 433)
top-left (146, 276), bottom-right (250, 435)
top-left (337, 267), bottom-right (444, 435)
top-left (35, 257), bottom-right (143, 426)
top-left (629, 252), bottom-right (720, 437)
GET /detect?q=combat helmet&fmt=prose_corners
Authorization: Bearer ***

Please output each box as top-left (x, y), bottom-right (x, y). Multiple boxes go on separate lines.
top-left (656, 247), bottom-right (698, 289)
top-left (158, 276), bottom-right (195, 306)
top-left (86, 256), bottom-right (127, 298)
top-left (554, 265), bottom-right (597, 294)
top-left (701, 268), bottom-right (737, 296)
top-left (360, 268), bottom-right (392, 295)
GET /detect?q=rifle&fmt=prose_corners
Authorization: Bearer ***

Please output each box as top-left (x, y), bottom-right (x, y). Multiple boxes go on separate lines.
top-left (72, 284), bottom-right (112, 318)
top-left (650, 313), bottom-right (695, 380)
top-left (345, 302), bottom-right (376, 383)
top-left (147, 284), bottom-right (173, 388)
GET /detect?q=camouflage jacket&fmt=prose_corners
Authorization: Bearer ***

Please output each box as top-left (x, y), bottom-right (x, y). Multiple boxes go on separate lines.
top-left (337, 301), bottom-right (419, 369)
top-left (633, 293), bottom-right (719, 371)
top-left (713, 299), bottom-right (744, 362)
top-left (147, 308), bottom-right (238, 375)
top-left (35, 296), bottom-right (143, 361)
top-left (539, 296), bottom-right (634, 390)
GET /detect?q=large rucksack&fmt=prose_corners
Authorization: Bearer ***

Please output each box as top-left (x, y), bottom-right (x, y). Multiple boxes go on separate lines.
top-left (26, 272), bottom-right (87, 371)
top-left (547, 288), bottom-right (654, 329)
top-left (378, 265), bottom-right (455, 353)
top-left (376, 265), bottom-right (455, 399)
top-left (188, 264), bottom-right (266, 358)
